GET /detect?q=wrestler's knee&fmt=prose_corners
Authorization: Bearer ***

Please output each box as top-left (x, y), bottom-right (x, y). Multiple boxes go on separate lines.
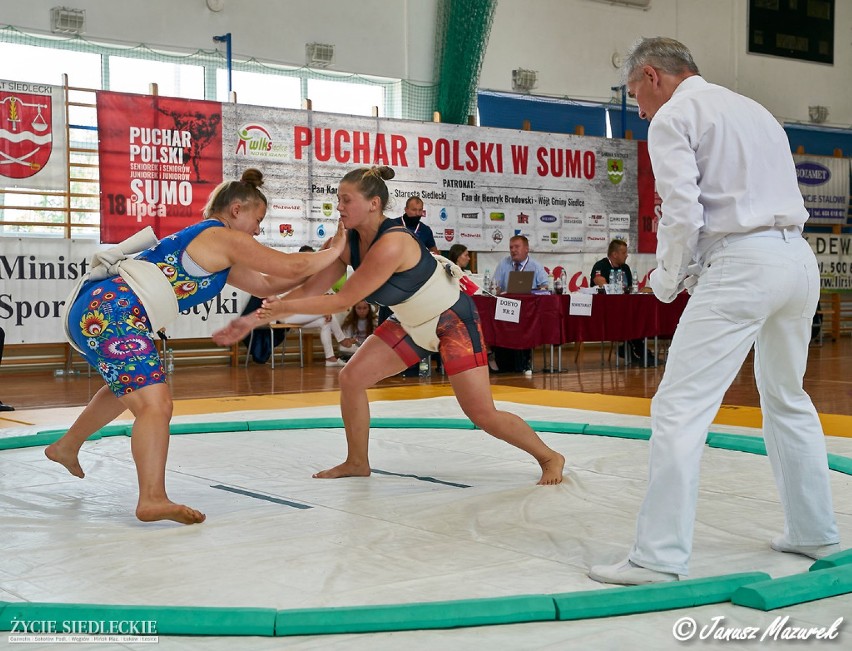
top-left (458, 401), bottom-right (498, 431)
top-left (337, 364), bottom-right (369, 392)
top-left (123, 384), bottom-right (173, 420)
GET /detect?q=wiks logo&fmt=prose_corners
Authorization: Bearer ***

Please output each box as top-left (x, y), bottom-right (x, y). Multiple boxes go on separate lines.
top-left (235, 123), bottom-right (285, 159)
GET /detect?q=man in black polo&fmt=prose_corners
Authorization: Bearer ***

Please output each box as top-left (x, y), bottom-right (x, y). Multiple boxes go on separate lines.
top-left (590, 238), bottom-right (633, 292)
top-left (590, 239), bottom-right (655, 367)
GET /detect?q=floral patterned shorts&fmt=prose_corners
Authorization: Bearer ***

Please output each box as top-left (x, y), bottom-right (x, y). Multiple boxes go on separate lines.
top-left (67, 276), bottom-right (166, 397)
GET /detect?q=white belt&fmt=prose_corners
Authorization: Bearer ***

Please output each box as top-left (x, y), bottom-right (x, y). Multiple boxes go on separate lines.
top-left (706, 225), bottom-right (802, 261)
top-left (726, 225), bottom-right (802, 243)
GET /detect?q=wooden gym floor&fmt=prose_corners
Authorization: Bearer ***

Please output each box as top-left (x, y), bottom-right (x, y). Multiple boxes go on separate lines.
top-left (1, 338), bottom-right (850, 437)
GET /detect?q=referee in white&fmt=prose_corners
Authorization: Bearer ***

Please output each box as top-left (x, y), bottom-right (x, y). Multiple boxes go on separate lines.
top-left (590, 37), bottom-right (840, 585)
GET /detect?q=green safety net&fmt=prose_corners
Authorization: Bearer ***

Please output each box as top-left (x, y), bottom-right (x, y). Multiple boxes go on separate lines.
top-left (433, 0), bottom-right (497, 125)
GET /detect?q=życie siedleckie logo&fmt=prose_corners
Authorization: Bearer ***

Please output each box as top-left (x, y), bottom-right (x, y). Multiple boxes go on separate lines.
top-left (0, 91), bottom-right (53, 179)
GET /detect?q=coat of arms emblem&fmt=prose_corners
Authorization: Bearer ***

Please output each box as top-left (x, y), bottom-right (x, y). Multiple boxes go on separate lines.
top-left (0, 91), bottom-right (53, 179)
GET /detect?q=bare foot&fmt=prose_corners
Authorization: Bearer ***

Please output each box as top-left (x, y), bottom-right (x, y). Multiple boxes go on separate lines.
top-left (313, 461), bottom-right (371, 479)
top-left (136, 499), bottom-right (206, 525)
top-left (537, 452), bottom-right (565, 485)
top-left (45, 443), bottom-right (85, 478)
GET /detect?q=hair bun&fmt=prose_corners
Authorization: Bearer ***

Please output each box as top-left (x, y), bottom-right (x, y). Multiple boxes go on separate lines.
top-left (376, 166), bottom-right (395, 181)
top-left (241, 168), bottom-right (264, 189)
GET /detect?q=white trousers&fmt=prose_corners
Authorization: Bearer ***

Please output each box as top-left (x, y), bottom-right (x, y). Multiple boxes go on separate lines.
top-left (630, 234), bottom-right (838, 575)
top-left (283, 314), bottom-right (345, 359)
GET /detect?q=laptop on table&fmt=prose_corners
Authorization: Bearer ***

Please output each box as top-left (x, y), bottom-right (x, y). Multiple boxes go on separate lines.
top-left (505, 270), bottom-right (536, 294)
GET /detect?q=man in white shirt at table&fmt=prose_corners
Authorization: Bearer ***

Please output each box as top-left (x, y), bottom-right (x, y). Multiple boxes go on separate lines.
top-left (488, 235), bottom-right (547, 374)
top-left (493, 235), bottom-right (548, 295)
top-left (589, 37), bottom-right (839, 585)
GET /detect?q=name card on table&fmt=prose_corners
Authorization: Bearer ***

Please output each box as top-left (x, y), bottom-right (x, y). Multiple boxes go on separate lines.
top-left (495, 297), bottom-right (521, 323)
top-left (569, 293), bottom-right (593, 317)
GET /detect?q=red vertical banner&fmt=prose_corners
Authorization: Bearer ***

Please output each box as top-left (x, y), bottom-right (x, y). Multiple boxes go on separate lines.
top-left (97, 91), bottom-right (223, 243)
top-left (636, 140), bottom-right (660, 254)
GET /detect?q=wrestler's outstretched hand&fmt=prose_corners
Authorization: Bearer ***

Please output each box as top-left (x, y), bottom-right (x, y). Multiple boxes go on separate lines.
top-left (212, 314), bottom-right (258, 347)
top-left (327, 221), bottom-right (346, 255)
top-left (258, 295), bottom-right (287, 322)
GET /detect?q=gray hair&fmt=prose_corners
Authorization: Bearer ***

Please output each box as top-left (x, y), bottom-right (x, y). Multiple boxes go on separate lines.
top-left (621, 37), bottom-right (700, 84)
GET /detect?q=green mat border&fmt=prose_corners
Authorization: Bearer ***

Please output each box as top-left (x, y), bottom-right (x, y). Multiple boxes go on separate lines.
top-left (731, 565), bottom-right (852, 611)
top-left (7, 420), bottom-right (850, 479)
top-left (5, 568), bottom-right (848, 637)
top-left (2, 417), bottom-right (850, 637)
top-left (0, 573), bottom-right (780, 637)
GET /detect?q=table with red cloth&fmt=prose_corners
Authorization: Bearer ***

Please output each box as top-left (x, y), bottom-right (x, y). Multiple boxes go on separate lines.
top-left (472, 292), bottom-right (689, 349)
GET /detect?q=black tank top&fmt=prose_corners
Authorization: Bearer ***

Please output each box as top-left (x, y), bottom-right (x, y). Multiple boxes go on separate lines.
top-left (348, 218), bottom-right (436, 306)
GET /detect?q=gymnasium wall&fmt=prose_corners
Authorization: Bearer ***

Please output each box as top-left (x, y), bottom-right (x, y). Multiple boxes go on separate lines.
top-left (1, 1), bottom-right (849, 128)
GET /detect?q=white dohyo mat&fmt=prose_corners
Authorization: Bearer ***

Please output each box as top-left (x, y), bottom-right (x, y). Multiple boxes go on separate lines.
top-left (1, 398), bottom-right (850, 649)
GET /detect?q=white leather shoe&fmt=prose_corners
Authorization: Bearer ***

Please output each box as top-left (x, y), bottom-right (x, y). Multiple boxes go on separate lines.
top-left (770, 536), bottom-right (840, 560)
top-left (589, 558), bottom-right (679, 585)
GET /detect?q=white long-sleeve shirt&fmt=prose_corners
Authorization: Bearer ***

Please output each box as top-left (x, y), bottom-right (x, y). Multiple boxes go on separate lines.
top-left (647, 75), bottom-right (808, 301)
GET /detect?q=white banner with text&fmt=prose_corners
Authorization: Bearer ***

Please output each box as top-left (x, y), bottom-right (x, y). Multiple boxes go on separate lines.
top-left (0, 237), bottom-right (247, 344)
top-left (221, 104), bottom-right (638, 252)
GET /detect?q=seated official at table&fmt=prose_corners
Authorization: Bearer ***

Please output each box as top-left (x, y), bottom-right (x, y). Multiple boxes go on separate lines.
top-left (591, 238), bottom-right (634, 292)
top-left (490, 235), bottom-right (547, 373)
top-left (493, 235), bottom-right (548, 295)
top-left (447, 243), bottom-right (470, 271)
top-left (590, 239), bottom-right (656, 367)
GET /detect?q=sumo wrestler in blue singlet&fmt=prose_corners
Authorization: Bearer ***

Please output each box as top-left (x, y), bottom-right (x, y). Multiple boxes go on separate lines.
top-left (46, 169), bottom-right (346, 525)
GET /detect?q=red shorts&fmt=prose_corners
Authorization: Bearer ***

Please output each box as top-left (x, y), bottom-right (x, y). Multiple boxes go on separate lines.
top-left (374, 294), bottom-right (488, 375)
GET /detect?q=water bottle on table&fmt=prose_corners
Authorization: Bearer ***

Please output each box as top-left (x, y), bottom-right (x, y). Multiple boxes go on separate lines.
top-left (482, 269), bottom-right (492, 295)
